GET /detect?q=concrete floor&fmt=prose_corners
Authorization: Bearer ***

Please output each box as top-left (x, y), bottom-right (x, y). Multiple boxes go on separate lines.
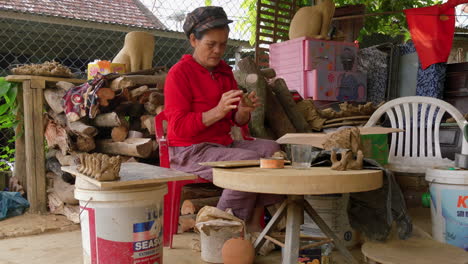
top-left (0, 208), bottom-right (431, 264)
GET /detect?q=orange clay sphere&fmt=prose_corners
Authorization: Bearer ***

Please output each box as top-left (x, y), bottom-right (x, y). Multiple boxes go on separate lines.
top-left (221, 237), bottom-right (255, 264)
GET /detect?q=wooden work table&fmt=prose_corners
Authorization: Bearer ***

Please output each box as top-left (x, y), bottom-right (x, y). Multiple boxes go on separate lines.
top-left (62, 162), bottom-right (197, 189)
top-left (213, 166), bottom-right (383, 264)
top-left (6, 75), bottom-right (85, 213)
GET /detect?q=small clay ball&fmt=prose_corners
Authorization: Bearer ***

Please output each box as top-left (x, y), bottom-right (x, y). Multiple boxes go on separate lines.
top-left (222, 237), bottom-right (255, 264)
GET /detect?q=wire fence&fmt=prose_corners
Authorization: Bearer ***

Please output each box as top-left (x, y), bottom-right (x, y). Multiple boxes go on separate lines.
top-left (0, 1), bottom-right (253, 77)
top-left (0, 1), bottom-right (255, 171)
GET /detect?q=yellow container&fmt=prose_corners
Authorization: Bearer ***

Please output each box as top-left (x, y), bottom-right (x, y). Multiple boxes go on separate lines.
top-left (87, 60), bottom-right (126, 80)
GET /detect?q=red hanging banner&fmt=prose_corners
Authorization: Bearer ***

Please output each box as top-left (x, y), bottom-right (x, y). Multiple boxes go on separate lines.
top-left (404, 0), bottom-right (468, 69)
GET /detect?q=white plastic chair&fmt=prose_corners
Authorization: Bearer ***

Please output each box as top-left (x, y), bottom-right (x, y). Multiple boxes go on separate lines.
top-left (364, 96), bottom-right (467, 173)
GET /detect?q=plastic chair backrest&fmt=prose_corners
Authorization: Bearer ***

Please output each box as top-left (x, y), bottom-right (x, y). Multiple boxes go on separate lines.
top-left (364, 96), bottom-right (465, 168)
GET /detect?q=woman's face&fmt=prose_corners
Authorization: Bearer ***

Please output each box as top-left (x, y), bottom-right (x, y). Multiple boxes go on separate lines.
top-left (190, 27), bottom-right (229, 70)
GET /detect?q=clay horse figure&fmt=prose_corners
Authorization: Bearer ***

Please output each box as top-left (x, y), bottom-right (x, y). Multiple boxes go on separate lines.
top-left (289, 0), bottom-right (335, 40)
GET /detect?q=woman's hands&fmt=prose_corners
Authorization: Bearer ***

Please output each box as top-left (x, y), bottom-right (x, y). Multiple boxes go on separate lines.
top-left (215, 90), bottom-right (242, 116)
top-left (202, 89), bottom-right (260, 127)
top-left (238, 91), bottom-right (260, 113)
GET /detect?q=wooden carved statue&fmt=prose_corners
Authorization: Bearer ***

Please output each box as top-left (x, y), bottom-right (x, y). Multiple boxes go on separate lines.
top-left (112, 31), bottom-right (155, 73)
top-left (77, 153), bottom-right (122, 181)
top-left (289, 0), bottom-right (335, 40)
top-left (322, 127), bottom-right (364, 171)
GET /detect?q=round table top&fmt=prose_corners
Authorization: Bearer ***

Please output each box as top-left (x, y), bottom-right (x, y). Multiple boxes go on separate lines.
top-left (212, 166), bottom-right (383, 195)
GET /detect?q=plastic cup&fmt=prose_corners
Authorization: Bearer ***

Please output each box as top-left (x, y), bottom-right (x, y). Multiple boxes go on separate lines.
top-left (291, 144), bottom-right (313, 169)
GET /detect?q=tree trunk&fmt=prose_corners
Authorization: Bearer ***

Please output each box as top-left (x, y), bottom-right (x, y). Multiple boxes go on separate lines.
top-left (68, 120), bottom-right (98, 137)
top-left (271, 78), bottom-right (311, 133)
top-left (265, 85), bottom-right (296, 138)
top-left (181, 196), bottom-right (220, 215)
top-left (93, 112), bottom-right (128, 127)
top-left (96, 138), bottom-right (153, 158)
top-left (178, 214), bottom-right (197, 233)
top-left (111, 125), bottom-right (129, 142)
top-left (44, 88), bottom-right (66, 113)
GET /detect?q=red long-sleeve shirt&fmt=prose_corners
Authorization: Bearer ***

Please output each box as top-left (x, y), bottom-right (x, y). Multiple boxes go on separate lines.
top-left (164, 55), bottom-right (240, 146)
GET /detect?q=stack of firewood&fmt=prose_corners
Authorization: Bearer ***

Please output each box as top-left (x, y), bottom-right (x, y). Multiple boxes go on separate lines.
top-left (43, 69), bottom-right (167, 222)
top-left (234, 57), bottom-right (382, 136)
top-left (178, 183), bottom-right (223, 233)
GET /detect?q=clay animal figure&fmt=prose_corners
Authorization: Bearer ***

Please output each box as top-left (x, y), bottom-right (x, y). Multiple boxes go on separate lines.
top-left (112, 31), bottom-right (155, 73)
top-left (322, 127), bottom-right (364, 170)
top-left (331, 149), bottom-right (364, 171)
top-left (77, 153), bottom-right (122, 181)
top-left (289, 0), bottom-right (335, 40)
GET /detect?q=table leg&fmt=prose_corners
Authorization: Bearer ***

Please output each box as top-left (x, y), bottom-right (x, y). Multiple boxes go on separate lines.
top-left (254, 199), bottom-right (287, 252)
top-left (303, 199), bottom-right (359, 264)
top-left (283, 195), bottom-right (303, 264)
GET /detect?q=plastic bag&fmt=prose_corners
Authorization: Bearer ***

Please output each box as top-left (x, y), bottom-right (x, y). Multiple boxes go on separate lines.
top-left (0, 191), bottom-right (30, 220)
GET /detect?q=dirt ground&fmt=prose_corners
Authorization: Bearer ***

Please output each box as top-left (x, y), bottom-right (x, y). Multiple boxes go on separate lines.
top-left (0, 208), bottom-right (431, 264)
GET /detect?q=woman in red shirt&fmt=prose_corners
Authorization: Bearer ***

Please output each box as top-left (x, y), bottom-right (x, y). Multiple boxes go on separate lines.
top-left (164, 6), bottom-right (283, 231)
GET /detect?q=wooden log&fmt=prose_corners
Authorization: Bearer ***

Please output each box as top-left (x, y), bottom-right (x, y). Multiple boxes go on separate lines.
top-left (178, 214), bottom-right (196, 233)
top-left (129, 85), bottom-right (149, 99)
top-left (111, 125), bottom-right (129, 142)
top-left (55, 81), bottom-right (75, 91)
top-left (237, 57), bottom-right (269, 138)
top-left (96, 138), bottom-right (153, 158)
top-left (181, 196), bottom-right (220, 215)
top-left (181, 183), bottom-right (223, 201)
top-left (140, 115), bottom-right (155, 135)
top-left (110, 75), bottom-right (167, 91)
top-left (144, 92), bottom-right (164, 115)
top-left (260, 68), bottom-right (276, 79)
top-left (68, 120), bottom-right (98, 137)
top-left (44, 117), bottom-right (70, 155)
top-left (47, 172), bottom-right (78, 205)
top-left (155, 105), bottom-right (164, 115)
top-left (96, 88), bottom-right (115, 107)
top-left (271, 78), bottom-right (311, 133)
top-left (76, 135), bottom-right (96, 152)
top-left (265, 85), bottom-right (296, 139)
top-left (93, 112), bottom-right (128, 127)
top-left (56, 151), bottom-right (77, 166)
top-left (44, 88), bottom-right (66, 113)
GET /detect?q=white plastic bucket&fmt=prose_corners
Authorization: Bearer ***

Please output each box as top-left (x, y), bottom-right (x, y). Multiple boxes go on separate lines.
top-left (75, 183), bottom-right (167, 264)
top-left (199, 226), bottom-right (242, 263)
top-left (426, 167), bottom-right (468, 251)
top-left (302, 194), bottom-right (358, 248)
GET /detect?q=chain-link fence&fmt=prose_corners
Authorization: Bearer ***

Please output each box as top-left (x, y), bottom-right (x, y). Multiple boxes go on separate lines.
top-left (0, 1), bottom-right (253, 78)
top-left (0, 1), bottom-right (254, 172)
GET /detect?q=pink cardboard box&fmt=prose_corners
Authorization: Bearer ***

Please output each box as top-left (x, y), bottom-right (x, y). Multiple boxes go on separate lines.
top-left (306, 70), bottom-right (367, 102)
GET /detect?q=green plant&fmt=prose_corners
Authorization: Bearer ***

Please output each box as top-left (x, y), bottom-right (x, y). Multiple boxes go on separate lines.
top-left (334, 0), bottom-right (442, 41)
top-left (238, 0), bottom-right (443, 44)
top-left (0, 77), bottom-right (18, 171)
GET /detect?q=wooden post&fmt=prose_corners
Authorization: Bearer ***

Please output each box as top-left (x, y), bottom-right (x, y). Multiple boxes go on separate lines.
top-left (283, 195), bottom-right (303, 264)
top-left (6, 75), bottom-right (85, 214)
top-left (14, 88), bottom-right (26, 191)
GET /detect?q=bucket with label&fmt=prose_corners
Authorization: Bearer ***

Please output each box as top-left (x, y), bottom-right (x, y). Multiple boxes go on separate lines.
top-left (426, 167), bottom-right (468, 251)
top-left (75, 180), bottom-right (167, 264)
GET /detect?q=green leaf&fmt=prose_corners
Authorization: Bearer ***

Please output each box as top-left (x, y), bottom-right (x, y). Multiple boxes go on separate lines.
top-left (6, 84), bottom-right (17, 103)
top-left (204, 0), bottom-right (212, 6)
top-left (0, 104), bottom-right (9, 116)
